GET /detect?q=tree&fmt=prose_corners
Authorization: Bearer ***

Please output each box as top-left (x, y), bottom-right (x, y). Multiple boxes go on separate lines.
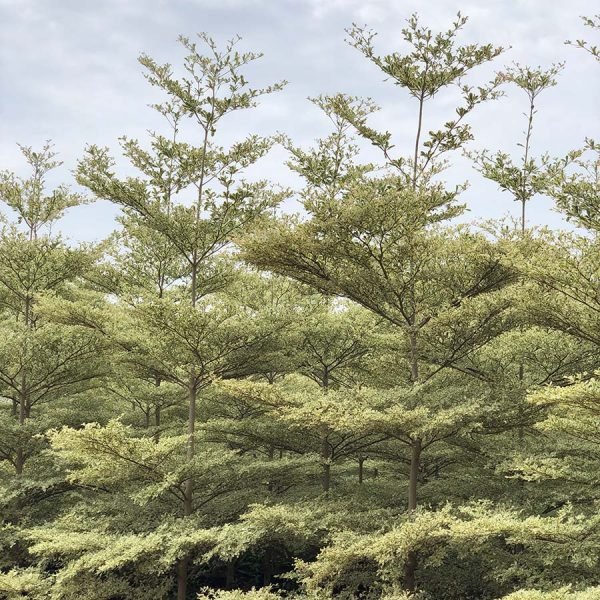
top-left (239, 16), bottom-right (510, 591)
top-left (0, 143), bottom-right (108, 581)
top-left (468, 63), bottom-right (564, 231)
top-left (507, 15), bottom-right (600, 512)
top-left (75, 33), bottom-right (286, 598)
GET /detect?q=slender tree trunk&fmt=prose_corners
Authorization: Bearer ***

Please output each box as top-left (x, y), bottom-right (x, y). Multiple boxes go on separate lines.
top-left (321, 434), bottom-right (331, 493)
top-left (225, 560), bottom-right (235, 589)
top-left (518, 363), bottom-right (525, 445)
top-left (520, 97), bottom-right (534, 234)
top-left (517, 363), bottom-right (526, 500)
top-left (153, 373), bottom-right (162, 442)
top-left (321, 369), bottom-right (332, 492)
top-left (184, 378), bottom-right (197, 515)
top-left (402, 88), bottom-right (426, 594)
top-left (407, 327), bottom-right (422, 509)
top-left (358, 456), bottom-right (365, 484)
top-left (404, 438), bottom-right (421, 592)
top-left (20, 297), bottom-right (30, 428)
top-left (154, 374), bottom-right (162, 443)
top-left (14, 410), bottom-right (25, 475)
top-left (412, 94), bottom-right (425, 188)
top-left (267, 445), bottom-right (275, 493)
top-left (177, 557), bottom-right (188, 600)
top-left (262, 547), bottom-right (274, 585)
top-left (322, 457), bottom-right (331, 493)
top-left (408, 438), bottom-right (421, 511)
top-left (16, 357), bottom-right (28, 475)
top-left (177, 377), bottom-right (196, 599)
top-left (408, 331), bottom-right (419, 384)
top-left (19, 391), bottom-right (26, 426)
top-left (177, 259), bottom-right (199, 600)
top-left (16, 296), bottom-right (32, 475)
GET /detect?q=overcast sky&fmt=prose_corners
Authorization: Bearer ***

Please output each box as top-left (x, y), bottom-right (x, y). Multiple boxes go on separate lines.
top-left (0, 0), bottom-right (598, 242)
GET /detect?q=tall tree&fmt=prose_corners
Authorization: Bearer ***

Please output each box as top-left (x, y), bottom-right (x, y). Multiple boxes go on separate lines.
top-left (0, 143), bottom-right (107, 578)
top-left (76, 33), bottom-right (285, 599)
top-left (468, 63), bottom-right (563, 231)
top-left (239, 14), bottom-right (510, 591)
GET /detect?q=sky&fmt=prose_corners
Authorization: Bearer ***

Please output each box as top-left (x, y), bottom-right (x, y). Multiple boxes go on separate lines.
top-left (0, 0), bottom-right (598, 242)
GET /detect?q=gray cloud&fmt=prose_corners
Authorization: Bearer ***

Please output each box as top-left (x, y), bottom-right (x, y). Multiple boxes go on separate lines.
top-left (0, 0), bottom-right (598, 240)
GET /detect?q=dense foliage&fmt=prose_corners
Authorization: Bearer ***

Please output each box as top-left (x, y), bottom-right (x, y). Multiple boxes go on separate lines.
top-left (1, 12), bottom-right (599, 600)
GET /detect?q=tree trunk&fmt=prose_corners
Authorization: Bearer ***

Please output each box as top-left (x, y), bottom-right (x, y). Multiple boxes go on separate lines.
top-left (267, 446), bottom-right (275, 492)
top-left (225, 560), bottom-right (235, 589)
top-left (321, 369), bottom-right (331, 493)
top-left (153, 374), bottom-right (162, 443)
top-left (358, 456), bottom-right (365, 484)
top-left (16, 297), bottom-right (31, 476)
top-left (154, 404), bottom-right (161, 443)
top-left (321, 436), bottom-right (331, 493)
top-left (262, 547), bottom-right (274, 585)
top-left (21, 296), bottom-right (31, 424)
top-left (403, 550), bottom-right (418, 593)
top-left (408, 438), bottom-right (421, 511)
top-left (403, 437), bottom-right (422, 592)
top-left (408, 331), bottom-right (419, 383)
top-left (177, 557), bottom-right (188, 600)
top-left (178, 378), bottom-right (197, 599)
top-left (19, 351), bottom-right (28, 425)
top-left (322, 462), bottom-right (331, 493)
top-left (517, 363), bottom-right (526, 499)
top-left (15, 449), bottom-right (24, 476)
top-left (19, 394), bottom-right (26, 425)
top-left (184, 378), bottom-right (196, 514)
